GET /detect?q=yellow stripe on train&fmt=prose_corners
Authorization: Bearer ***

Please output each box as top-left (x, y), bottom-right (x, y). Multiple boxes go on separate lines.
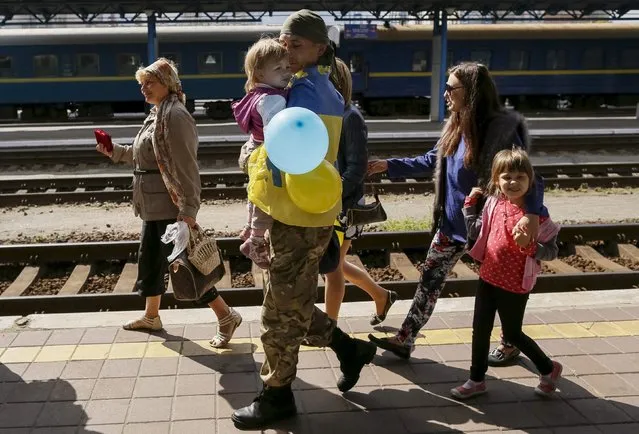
top-left (1, 69), bottom-right (638, 84)
top-left (0, 73), bottom-right (246, 84)
top-left (368, 69), bottom-right (639, 78)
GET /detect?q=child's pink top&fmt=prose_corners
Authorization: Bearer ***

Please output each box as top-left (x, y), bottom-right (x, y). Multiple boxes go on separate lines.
top-left (231, 85), bottom-right (288, 143)
top-left (468, 195), bottom-right (560, 294)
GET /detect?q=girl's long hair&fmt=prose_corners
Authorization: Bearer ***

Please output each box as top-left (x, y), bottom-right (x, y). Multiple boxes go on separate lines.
top-left (329, 57), bottom-right (352, 107)
top-left (439, 62), bottom-right (502, 168)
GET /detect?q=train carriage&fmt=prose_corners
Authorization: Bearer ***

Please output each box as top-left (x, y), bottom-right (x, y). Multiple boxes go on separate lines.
top-left (1, 22), bottom-right (638, 120)
top-left (353, 23), bottom-right (639, 115)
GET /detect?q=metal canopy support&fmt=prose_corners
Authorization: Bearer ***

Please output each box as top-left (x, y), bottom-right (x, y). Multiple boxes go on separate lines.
top-left (0, 1), bottom-right (636, 25)
top-left (430, 9), bottom-right (448, 123)
top-left (439, 10), bottom-right (448, 123)
top-left (146, 11), bottom-right (157, 65)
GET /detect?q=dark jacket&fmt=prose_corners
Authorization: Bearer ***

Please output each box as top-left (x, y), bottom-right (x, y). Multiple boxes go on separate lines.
top-left (336, 104), bottom-right (368, 212)
top-left (387, 109), bottom-right (544, 239)
top-left (432, 109), bottom-right (543, 237)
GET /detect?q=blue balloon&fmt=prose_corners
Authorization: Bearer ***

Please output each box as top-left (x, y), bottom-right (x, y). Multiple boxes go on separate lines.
top-left (264, 107), bottom-right (329, 175)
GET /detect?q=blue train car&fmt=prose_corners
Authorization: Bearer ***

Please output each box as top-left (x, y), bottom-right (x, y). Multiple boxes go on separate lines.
top-left (1, 22), bottom-right (638, 120)
top-left (343, 23), bottom-right (639, 115)
top-left (0, 26), bottom-right (275, 119)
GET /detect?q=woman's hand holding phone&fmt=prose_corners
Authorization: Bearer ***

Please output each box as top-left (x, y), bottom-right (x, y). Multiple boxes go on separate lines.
top-left (94, 129), bottom-right (113, 157)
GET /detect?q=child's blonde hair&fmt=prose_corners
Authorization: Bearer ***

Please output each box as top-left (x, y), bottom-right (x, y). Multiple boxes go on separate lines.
top-left (243, 37), bottom-right (288, 93)
top-left (489, 148), bottom-right (535, 196)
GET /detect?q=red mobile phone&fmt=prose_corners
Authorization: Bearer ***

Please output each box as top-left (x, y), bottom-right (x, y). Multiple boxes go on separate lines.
top-left (94, 129), bottom-right (113, 153)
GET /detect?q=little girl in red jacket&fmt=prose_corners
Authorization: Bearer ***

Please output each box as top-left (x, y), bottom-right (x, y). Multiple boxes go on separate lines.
top-left (451, 148), bottom-right (562, 400)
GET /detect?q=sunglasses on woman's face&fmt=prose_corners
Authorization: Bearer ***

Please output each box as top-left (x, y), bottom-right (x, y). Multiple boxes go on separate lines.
top-left (445, 83), bottom-right (463, 93)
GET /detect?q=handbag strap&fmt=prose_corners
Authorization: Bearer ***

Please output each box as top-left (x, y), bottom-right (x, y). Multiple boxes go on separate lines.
top-left (369, 182), bottom-right (380, 203)
top-left (188, 226), bottom-right (204, 246)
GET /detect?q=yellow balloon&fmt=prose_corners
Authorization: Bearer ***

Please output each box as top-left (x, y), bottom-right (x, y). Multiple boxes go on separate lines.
top-left (285, 160), bottom-right (342, 214)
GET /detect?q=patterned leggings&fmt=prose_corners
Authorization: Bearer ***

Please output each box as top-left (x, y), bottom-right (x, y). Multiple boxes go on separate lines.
top-left (397, 231), bottom-right (466, 346)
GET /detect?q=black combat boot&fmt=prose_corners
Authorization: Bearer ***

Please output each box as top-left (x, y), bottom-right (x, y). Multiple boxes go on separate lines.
top-left (329, 327), bottom-right (377, 392)
top-left (231, 383), bottom-right (297, 430)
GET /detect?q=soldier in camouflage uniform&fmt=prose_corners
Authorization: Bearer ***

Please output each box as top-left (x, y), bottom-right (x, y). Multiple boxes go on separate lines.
top-left (231, 10), bottom-right (377, 430)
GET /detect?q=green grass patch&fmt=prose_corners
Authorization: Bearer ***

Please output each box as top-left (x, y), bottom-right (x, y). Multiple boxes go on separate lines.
top-left (378, 217), bottom-right (432, 232)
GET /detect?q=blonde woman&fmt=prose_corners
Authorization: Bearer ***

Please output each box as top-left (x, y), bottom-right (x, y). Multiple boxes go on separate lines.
top-left (325, 57), bottom-right (397, 324)
top-left (96, 58), bottom-right (242, 348)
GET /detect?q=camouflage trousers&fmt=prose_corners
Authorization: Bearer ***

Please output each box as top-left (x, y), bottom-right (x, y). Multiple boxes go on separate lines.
top-left (260, 220), bottom-right (337, 387)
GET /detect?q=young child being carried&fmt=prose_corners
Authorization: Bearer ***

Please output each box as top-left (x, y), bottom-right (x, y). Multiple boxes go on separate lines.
top-left (451, 148), bottom-right (563, 400)
top-left (232, 38), bottom-right (292, 268)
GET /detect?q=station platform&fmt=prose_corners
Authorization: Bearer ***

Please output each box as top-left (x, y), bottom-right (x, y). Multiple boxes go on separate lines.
top-left (1, 289), bottom-right (638, 433)
top-left (2, 127), bottom-right (639, 150)
top-left (0, 115), bottom-right (637, 145)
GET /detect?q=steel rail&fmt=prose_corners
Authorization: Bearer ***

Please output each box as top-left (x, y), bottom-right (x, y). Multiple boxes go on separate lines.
top-left (1, 163), bottom-right (637, 206)
top-left (0, 224), bottom-right (638, 315)
top-left (1, 131), bottom-right (637, 167)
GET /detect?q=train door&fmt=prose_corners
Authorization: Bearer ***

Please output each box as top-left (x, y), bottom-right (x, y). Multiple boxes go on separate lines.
top-left (348, 52), bottom-right (367, 96)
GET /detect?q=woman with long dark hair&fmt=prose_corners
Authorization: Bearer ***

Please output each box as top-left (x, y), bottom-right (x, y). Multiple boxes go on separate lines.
top-left (367, 62), bottom-right (546, 361)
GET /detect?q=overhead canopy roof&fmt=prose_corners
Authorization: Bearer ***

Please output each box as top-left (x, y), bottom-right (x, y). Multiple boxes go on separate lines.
top-left (0, 0), bottom-right (636, 25)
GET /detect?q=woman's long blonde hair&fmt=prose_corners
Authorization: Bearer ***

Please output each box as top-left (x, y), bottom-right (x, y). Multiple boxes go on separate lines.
top-left (243, 37), bottom-right (289, 93)
top-left (329, 57), bottom-right (352, 107)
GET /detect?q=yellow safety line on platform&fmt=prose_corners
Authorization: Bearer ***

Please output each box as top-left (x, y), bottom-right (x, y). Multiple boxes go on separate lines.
top-left (0, 320), bottom-right (637, 364)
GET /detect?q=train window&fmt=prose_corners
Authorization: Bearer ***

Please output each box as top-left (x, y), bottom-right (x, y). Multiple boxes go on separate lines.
top-left (546, 50), bottom-right (566, 70)
top-left (349, 54), bottom-right (363, 73)
top-left (117, 54), bottom-right (141, 76)
top-left (33, 55), bottom-right (59, 77)
top-left (61, 55), bottom-right (74, 77)
top-left (605, 51), bottom-right (618, 69)
top-left (412, 51), bottom-right (428, 72)
top-left (238, 51), bottom-right (247, 72)
top-left (198, 52), bottom-right (223, 74)
top-left (508, 50), bottom-right (529, 70)
top-left (0, 56), bottom-right (12, 77)
top-left (470, 50), bottom-right (491, 68)
top-left (75, 54), bottom-right (99, 76)
top-left (160, 53), bottom-right (181, 67)
top-left (447, 50), bottom-right (454, 68)
top-left (582, 47), bottom-right (603, 70)
top-left (620, 49), bottom-right (639, 69)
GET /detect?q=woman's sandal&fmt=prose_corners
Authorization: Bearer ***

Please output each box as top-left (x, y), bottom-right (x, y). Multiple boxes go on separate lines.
top-left (370, 290), bottom-right (398, 326)
top-left (210, 307), bottom-right (243, 348)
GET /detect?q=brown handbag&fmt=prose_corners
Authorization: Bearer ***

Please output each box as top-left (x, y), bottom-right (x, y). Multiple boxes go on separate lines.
top-left (168, 227), bottom-right (226, 301)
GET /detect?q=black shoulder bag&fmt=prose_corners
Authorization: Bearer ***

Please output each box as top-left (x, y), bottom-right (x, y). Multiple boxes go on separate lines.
top-left (345, 191), bottom-right (388, 227)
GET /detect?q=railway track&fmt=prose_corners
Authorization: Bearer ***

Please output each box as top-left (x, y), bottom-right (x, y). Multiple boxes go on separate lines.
top-left (1, 129), bottom-right (638, 168)
top-left (0, 223), bottom-right (638, 316)
top-left (1, 162), bottom-right (638, 206)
